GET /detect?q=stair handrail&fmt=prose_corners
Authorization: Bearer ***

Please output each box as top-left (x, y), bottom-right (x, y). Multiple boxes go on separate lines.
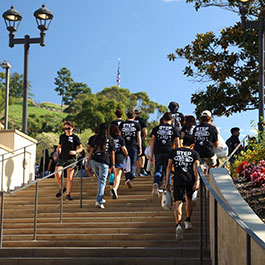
top-left (0, 140), bottom-right (43, 158)
top-left (0, 155), bottom-right (88, 248)
top-left (198, 166), bottom-right (265, 265)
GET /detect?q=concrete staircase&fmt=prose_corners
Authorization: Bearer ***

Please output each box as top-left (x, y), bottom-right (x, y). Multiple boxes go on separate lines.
top-left (0, 175), bottom-right (211, 264)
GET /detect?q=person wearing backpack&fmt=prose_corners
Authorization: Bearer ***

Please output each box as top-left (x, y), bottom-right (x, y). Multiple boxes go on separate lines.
top-left (193, 110), bottom-right (218, 170)
top-left (168, 101), bottom-right (185, 133)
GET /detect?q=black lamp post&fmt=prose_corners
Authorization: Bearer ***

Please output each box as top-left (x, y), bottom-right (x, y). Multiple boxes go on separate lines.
top-left (2, 5), bottom-right (53, 134)
top-left (238, 0), bottom-right (264, 133)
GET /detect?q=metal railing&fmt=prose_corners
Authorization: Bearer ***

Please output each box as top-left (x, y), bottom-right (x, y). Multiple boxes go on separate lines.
top-left (221, 135), bottom-right (249, 168)
top-left (0, 143), bottom-right (87, 248)
top-left (198, 166), bottom-right (265, 265)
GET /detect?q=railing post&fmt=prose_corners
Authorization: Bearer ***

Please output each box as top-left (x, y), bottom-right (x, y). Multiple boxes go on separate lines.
top-left (204, 184), bottom-right (208, 249)
top-left (33, 182), bottom-right (39, 241)
top-left (23, 147), bottom-right (26, 185)
top-left (247, 234), bottom-right (251, 265)
top-left (200, 176), bottom-right (203, 265)
top-left (60, 170), bottom-right (64, 224)
top-left (42, 146), bottom-right (46, 178)
top-left (80, 161), bottom-right (83, 208)
top-left (214, 198), bottom-right (218, 265)
top-left (1, 155), bottom-right (4, 192)
top-left (0, 192), bottom-right (4, 249)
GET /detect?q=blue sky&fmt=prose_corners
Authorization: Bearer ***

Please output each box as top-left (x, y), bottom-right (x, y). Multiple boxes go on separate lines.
top-left (0, 0), bottom-right (258, 140)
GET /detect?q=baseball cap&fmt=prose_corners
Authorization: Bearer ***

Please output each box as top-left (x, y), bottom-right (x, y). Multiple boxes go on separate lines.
top-left (134, 106), bottom-right (141, 113)
top-left (168, 102), bottom-right (179, 113)
top-left (201, 110), bottom-right (212, 117)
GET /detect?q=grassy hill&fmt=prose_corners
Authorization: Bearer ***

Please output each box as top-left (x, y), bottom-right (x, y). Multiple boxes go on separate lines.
top-left (0, 98), bottom-right (67, 135)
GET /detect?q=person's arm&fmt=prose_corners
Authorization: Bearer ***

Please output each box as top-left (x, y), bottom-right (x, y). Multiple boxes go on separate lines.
top-left (57, 144), bottom-right (62, 155)
top-left (70, 144), bottom-right (83, 155)
top-left (110, 150), bottom-right (115, 172)
top-left (150, 135), bottom-right (156, 162)
top-left (174, 137), bottom-right (180, 148)
top-left (192, 160), bottom-right (200, 190)
top-left (137, 131), bottom-right (142, 156)
top-left (122, 146), bottom-right (128, 157)
top-left (143, 127), bottom-right (148, 139)
top-left (86, 147), bottom-right (95, 164)
top-left (180, 131), bottom-right (185, 139)
top-left (47, 158), bottom-right (52, 172)
top-left (165, 158), bottom-right (173, 191)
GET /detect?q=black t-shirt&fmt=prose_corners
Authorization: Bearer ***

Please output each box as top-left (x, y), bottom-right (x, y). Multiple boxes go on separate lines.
top-left (193, 123), bottom-right (218, 158)
top-left (113, 135), bottom-right (126, 164)
top-left (59, 134), bottom-right (81, 160)
top-left (172, 112), bottom-right (184, 131)
top-left (151, 123), bottom-right (179, 154)
top-left (169, 147), bottom-right (200, 185)
top-left (181, 125), bottom-right (195, 138)
top-left (111, 119), bottom-right (123, 127)
top-left (119, 120), bottom-right (141, 147)
top-left (134, 117), bottom-right (147, 138)
top-left (91, 136), bottom-right (115, 166)
top-left (88, 135), bottom-right (97, 146)
top-left (226, 135), bottom-right (240, 155)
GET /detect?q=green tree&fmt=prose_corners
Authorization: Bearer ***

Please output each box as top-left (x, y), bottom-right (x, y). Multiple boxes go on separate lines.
top-left (0, 72), bottom-right (33, 98)
top-left (168, 0), bottom-right (262, 117)
top-left (54, 67), bottom-right (73, 107)
top-left (67, 86), bottom-right (167, 131)
top-left (54, 67), bottom-right (92, 108)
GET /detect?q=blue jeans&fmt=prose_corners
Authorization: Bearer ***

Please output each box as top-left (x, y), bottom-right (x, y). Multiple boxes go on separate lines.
top-left (154, 153), bottom-right (169, 189)
top-left (90, 160), bottom-right (109, 204)
top-left (125, 145), bottom-right (138, 181)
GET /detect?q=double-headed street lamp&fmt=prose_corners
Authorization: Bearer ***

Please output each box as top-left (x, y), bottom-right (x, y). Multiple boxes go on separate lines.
top-left (2, 5), bottom-right (53, 134)
top-left (0, 61), bottom-right (11, 130)
top-left (238, 0), bottom-right (264, 133)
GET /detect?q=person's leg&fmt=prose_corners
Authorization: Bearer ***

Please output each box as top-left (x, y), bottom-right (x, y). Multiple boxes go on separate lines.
top-left (113, 167), bottom-right (122, 190)
top-left (96, 163), bottom-right (109, 204)
top-left (55, 166), bottom-right (63, 187)
top-left (173, 185), bottom-right (185, 240)
top-left (129, 146), bottom-right (138, 180)
top-left (153, 154), bottom-right (163, 196)
top-left (66, 167), bottom-right (74, 196)
top-left (184, 185), bottom-right (194, 229)
top-left (160, 153), bottom-right (169, 190)
top-left (174, 201), bottom-right (183, 225)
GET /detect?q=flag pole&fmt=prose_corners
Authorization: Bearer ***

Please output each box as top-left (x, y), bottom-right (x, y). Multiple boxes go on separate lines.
top-left (116, 58), bottom-right (120, 87)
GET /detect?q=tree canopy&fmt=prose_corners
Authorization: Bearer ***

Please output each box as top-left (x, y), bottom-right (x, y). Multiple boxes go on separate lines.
top-left (168, 0), bottom-right (263, 117)
top-left (65, 86), bottom-right (167, 131)
top-left (54, 67), bottom-right (91, 107)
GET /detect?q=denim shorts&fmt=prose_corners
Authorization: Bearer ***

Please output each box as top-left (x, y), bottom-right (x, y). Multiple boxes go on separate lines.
top-left (115, 162), bottom-right (123, 169)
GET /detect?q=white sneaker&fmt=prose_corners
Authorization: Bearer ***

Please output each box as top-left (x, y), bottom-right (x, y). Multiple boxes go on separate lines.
top-left (175, 224), bottom-right (183, 241)
top-left (95, 201), bottom-right (105, 209)
top-left (152, 183), bottom-right (159, 197)
top-left (184, 221), bottom-right (192, 230)
top-left (125, 179), bottom-right (133, 189)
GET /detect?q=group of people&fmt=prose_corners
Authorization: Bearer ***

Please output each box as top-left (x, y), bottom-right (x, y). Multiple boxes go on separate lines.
top-left (48, 101), bottom-right (241, 241)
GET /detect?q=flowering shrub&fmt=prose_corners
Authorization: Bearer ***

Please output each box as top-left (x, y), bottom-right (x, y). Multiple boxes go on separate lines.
top-left (231, 125), bottom-right (265, 187)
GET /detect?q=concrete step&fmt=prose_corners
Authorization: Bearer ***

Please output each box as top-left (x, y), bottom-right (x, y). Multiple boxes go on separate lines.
top-left (2, 239), bottom-right (202, 248)
top-left (0, 175), bottom-right (210, 264)
top-left (0, 247), bottom-right (210, 258)
top-left (0, 257), bottom-right (211, 265)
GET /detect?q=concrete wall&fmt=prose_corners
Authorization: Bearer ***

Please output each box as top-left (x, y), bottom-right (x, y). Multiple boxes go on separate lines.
top-left (209, 167), bottom-right (265, 265)
top-left (0, 130), bottom-right (37, 192)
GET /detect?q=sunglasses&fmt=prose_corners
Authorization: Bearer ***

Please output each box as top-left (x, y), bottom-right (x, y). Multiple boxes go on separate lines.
top-left (64, 127), bottom-right (72, 131)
